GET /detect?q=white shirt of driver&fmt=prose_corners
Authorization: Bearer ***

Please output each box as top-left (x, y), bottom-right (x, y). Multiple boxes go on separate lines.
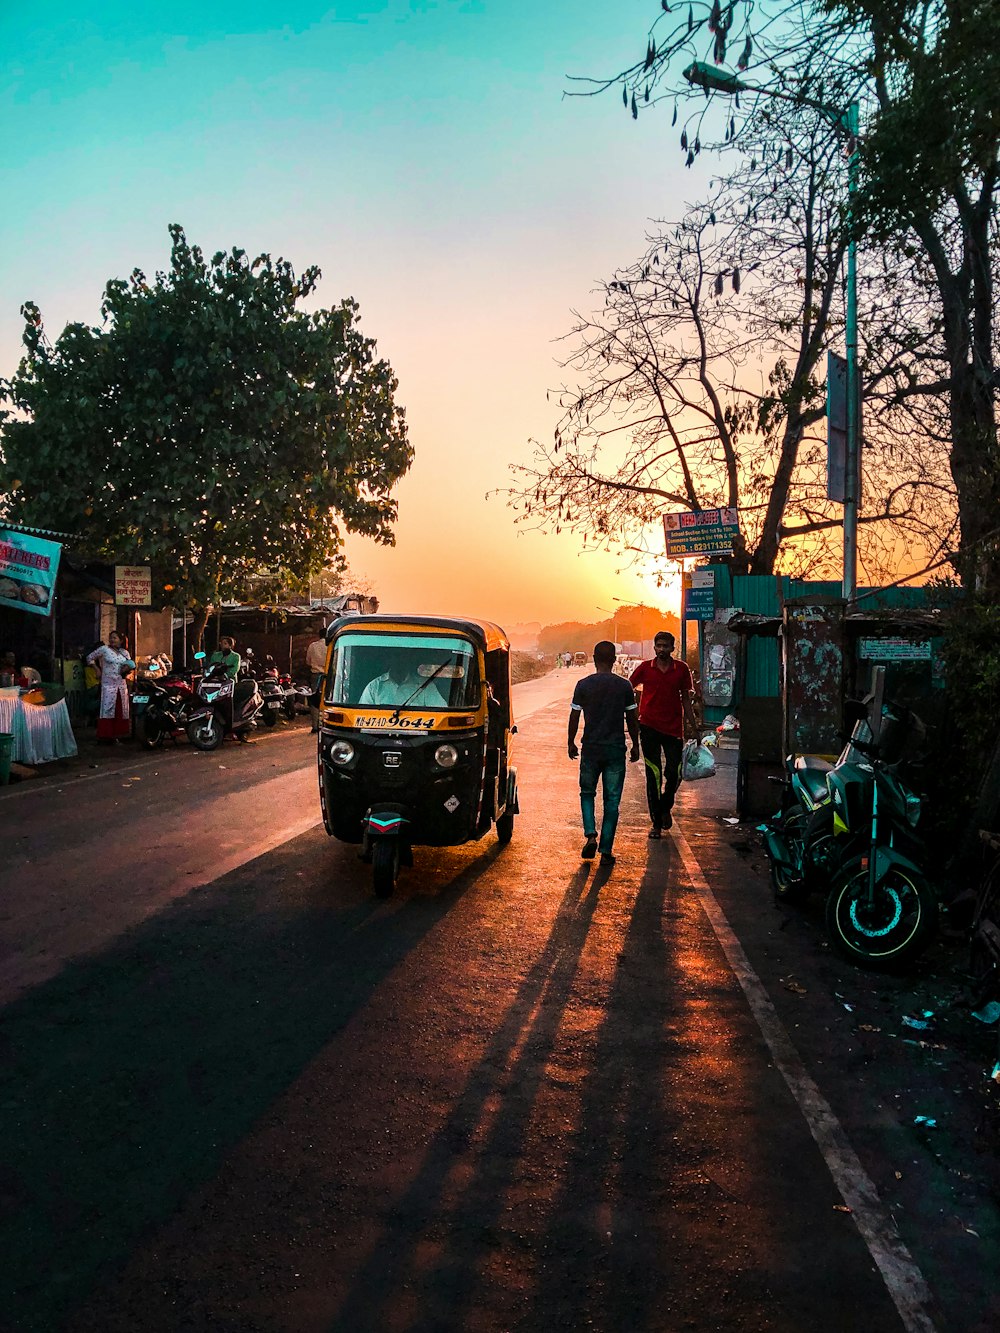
top-left (358, 672), bottom-right (445, 707)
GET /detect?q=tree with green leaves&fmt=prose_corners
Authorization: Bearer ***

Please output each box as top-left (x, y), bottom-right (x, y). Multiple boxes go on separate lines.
top-left (0, 224), bottom-right (411, 643)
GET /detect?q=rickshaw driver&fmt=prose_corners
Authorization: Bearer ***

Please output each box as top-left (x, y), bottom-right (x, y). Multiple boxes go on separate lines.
top-left (358, 659), bottom-right (449, 707)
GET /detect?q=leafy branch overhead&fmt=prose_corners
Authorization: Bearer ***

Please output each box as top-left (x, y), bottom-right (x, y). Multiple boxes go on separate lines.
top-left (0, 225), bottom-right (412, 616)
top-left (507, 51), bottom-right (955, 581)
top-left (567, 0), bottom-right (998, 590)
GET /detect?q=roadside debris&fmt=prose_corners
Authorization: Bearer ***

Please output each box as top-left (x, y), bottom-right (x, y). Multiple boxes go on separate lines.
top-left (902, 1014), bottom-right (934, 1031)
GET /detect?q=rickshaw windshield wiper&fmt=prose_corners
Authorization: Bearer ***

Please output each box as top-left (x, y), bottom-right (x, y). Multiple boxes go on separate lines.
top-left (391, 654), bottom-right (459, 718)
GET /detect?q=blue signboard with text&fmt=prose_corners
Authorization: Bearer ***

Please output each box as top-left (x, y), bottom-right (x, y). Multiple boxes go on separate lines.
top-left (0, 527), bottom-right (61, 617)
top-left (664, 508), bottom-right (740, 558)
top-left (683, 568), bottom-right (716, 620)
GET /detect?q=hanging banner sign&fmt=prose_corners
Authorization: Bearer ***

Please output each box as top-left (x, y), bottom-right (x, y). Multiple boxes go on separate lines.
top-left (683, 567), bottom-right (716, 620)
top-left (664, 508), bottom-right (740, 557)
top-left (115, 565), bottom-right (152, 606)
top-left (0, 527), bottom-right (61, 617)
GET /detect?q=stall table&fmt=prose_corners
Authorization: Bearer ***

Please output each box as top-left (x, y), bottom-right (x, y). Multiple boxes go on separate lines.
top-left (0, 687), bottom-right (78, 765)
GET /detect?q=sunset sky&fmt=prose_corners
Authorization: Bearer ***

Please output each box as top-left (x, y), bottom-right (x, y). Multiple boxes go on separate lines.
top-left (1, 1), bottom-right (709, 629)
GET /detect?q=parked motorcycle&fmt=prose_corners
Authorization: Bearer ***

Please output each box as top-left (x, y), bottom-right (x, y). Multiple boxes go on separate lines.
top-left (761, 689), bottom-right (938, 969)
top-left (133, 661), bottom-right (198, 749)
top-left (258, 656), bottom-right (285, 728)
top-left (185, 653), bottom-right (264, 751)
top-left (277, 670), bottom-right (298, 720)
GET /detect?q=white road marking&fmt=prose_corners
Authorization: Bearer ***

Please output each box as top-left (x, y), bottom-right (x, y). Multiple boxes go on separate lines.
top-left (673, 826), bottom-right (939, 1333)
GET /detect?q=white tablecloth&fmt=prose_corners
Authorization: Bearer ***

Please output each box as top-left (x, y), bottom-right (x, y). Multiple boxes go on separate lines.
top-left (0, 690), bottom-right (78, 764)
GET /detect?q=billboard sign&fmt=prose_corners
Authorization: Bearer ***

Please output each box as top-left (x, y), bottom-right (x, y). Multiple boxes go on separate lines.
top-left (664, 508), bottom-right (740, 557)
top-left (0, 527), bottom-right (61, 617)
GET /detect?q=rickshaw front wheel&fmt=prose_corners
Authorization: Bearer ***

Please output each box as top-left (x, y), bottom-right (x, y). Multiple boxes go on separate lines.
top-left (496, 810), bottom-right (515, 846)
top-left (372, 840), bottom-right (399, 898)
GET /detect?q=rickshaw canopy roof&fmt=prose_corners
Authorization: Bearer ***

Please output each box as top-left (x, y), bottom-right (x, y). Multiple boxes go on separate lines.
top-left (325, 613), bottom-right (510, 655)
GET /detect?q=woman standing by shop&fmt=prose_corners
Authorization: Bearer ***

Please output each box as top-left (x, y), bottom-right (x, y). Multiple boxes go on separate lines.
top-left (86, 631), bottom-right (136, 743)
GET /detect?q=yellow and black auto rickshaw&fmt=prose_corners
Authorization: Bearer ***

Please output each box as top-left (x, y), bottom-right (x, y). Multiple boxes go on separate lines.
top-left (317, 615), bottom-right (519, 896)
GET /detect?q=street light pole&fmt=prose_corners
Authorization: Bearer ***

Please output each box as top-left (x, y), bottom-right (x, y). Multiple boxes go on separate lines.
top-left (842, 100), bottom-right (860, 603)
top-left (596, 605), bottom-right (619, 646)
top-left (683, 63), bottom-right (861, 602)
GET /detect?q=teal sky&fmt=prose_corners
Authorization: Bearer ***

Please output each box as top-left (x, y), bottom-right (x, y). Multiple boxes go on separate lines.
top-left (2, 1), bottom-right (705, 627)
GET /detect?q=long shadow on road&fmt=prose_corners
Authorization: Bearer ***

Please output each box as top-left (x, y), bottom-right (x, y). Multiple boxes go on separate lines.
top-left (0, 832), bottom-right (493, 1333)
top-left (330, 862), bottom-right (606, 1332)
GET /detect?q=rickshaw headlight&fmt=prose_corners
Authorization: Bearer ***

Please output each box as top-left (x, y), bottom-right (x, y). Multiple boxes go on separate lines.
top-left (434, 744), bottom-right (459, 769)
top-left (329, 740), bottom-right (355, 766)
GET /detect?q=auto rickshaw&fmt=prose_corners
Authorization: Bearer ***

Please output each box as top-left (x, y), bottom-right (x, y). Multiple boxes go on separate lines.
top-left (317, 614), bottom-right (519, 897)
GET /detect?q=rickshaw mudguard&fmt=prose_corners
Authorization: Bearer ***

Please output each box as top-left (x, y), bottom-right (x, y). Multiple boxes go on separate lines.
top-left (505, 767), bottom-right (520, 815)
top-left (364, 807), bottom-right (410, 838)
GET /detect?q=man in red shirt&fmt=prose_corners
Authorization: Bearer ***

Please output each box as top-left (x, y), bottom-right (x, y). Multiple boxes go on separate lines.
top-left (629, 631), bottom-right (698, 836)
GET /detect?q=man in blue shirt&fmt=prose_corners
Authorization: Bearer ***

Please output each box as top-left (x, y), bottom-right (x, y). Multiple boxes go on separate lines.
top-left (567, 641), bottom-right (640, 867)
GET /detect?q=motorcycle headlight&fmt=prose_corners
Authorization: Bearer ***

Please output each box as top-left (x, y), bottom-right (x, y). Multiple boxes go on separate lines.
top-left (434, 744), bottom-right (459, 769)
top-left (905, 791), bottom-right (921, 827)
top-left (329, 740), bottom-right (355, 766)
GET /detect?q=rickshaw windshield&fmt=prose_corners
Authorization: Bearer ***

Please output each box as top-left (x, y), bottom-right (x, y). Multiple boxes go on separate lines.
top-left (327, 633), bottom-right (480, 710)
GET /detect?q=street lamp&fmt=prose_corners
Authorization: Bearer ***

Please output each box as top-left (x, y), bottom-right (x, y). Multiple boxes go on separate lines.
top-left (596, 605), bottom-right (620, 647)
top-left (683, 61), bottom-right (861, 602)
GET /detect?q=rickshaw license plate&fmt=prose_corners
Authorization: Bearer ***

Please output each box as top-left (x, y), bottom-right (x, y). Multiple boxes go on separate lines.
top-left (383, 752), bottom-right (402, 767)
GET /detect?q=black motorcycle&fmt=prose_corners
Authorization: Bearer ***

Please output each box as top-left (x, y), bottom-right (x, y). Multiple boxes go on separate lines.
top-left (761, 693), bottom-right (937, 969)
top-left (185, 655), bottom-right (264, 751)
top-left (133, 663), bottom-right (198, 749)
top-left (258, 656), bottom-right (286, 728)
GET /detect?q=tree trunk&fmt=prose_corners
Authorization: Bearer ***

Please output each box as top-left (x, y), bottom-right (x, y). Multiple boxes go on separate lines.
top-left (190, 606), bottom-right (212, 656)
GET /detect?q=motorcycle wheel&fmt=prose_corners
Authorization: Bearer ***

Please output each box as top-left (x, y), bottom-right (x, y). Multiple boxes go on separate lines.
top-left (283, 699), bottom-right (296, 721)
top-left (186, 715), bottom-right (223, 752)
top-left (140, 707), bottom-right (165, 750)
top-left (372, 840), bottom-right (399, 898)
top-left (262, 708), bottom-right (277, 728)
top-left (825, 859), bottom-right (937, 970)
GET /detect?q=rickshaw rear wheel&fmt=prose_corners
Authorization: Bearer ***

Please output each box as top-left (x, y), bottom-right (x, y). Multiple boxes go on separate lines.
top-left (496, 810), bottom-right (515, 845)
top-left (372, 840), bottom-right (399, 897)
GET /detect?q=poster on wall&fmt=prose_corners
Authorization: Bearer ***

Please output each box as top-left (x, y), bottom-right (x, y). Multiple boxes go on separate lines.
top-left (0, 527), bottom-right (62, 617)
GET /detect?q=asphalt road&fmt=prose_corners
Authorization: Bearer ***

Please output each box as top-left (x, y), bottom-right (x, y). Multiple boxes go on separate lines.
top-left (0, 670), bottom-right (995, 1331)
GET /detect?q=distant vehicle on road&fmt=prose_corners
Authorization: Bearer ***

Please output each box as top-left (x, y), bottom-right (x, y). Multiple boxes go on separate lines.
top-left (573, 651), bottom-right (587, 667)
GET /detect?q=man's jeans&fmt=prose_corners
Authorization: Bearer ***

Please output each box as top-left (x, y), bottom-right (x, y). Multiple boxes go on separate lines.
top-left (579, 742), bottom-right (627, 855)
top-left (639, 725), bottom-right (684, 827)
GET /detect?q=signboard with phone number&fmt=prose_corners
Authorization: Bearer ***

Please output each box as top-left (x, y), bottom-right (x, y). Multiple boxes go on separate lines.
top-left (663, 508), bottom-right (740, 557)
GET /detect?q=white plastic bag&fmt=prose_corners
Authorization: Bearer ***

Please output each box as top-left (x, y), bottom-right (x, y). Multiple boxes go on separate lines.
top-left (681, 738), bottom-right (716, 781)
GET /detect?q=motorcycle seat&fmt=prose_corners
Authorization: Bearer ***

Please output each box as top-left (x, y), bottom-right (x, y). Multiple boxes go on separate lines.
top-left (234, 679), bottom-right (257, 707)
top-left (793, 755), bottom-right (833, 804)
